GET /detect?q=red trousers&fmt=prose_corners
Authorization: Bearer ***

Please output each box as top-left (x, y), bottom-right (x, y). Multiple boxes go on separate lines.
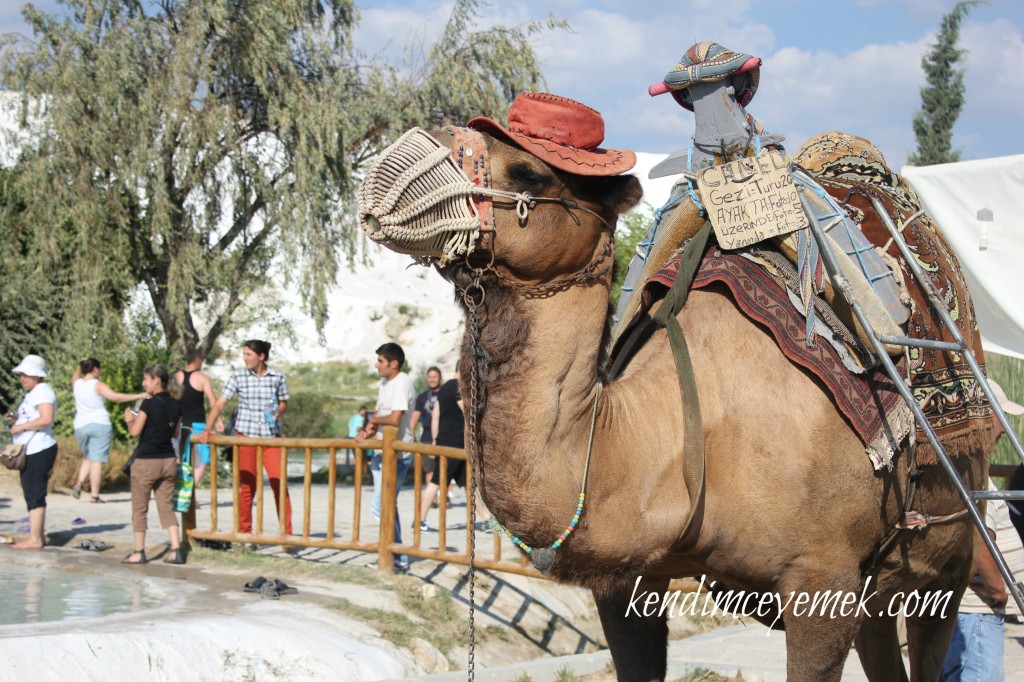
top-left (236, 433), bottom-right (292, 535)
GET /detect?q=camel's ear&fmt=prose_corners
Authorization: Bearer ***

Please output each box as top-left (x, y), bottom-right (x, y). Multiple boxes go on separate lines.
top-left (579, 174), bottom-right (644, 216)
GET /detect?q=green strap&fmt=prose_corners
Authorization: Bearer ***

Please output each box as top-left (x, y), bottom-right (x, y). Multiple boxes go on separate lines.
top-left (652, 222), bottom-right (712, 550)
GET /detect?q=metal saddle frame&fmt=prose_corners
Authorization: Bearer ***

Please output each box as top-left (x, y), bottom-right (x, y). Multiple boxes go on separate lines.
top-left (796, 185), bottom-right (1024, 614)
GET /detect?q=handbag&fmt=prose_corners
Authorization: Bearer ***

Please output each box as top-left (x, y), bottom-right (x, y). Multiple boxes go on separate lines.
top-left (173, 450), bottom-right (195, 513)
top-left (122, 446), bottom-right (138, 476)
top-left (0, 443), bottom-right (26, 471)
top-left (1, 430), bottom-right (36, 471)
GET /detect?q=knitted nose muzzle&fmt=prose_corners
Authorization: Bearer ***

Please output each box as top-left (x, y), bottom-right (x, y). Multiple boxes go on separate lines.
top-left (358, 127), bottom-right (492, 266)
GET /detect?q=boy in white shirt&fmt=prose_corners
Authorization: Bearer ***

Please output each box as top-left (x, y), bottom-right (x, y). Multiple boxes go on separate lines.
top-left (356, 342), bottom-right (415, 572)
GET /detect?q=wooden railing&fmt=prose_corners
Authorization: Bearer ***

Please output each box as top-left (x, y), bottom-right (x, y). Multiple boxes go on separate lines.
top-left (183, 426), bottom-right (542, 578)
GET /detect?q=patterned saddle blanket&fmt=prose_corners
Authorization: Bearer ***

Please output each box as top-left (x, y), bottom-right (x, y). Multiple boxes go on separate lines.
top-left (619, 131), bottom-right (998, 466)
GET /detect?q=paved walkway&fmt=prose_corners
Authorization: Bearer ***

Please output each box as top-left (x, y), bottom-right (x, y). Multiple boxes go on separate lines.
top-left (3, 474), bottom-right (1024, 681)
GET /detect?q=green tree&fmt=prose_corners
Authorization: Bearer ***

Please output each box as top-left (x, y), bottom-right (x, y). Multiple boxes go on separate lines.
top-left (908, 0), bottom-right (982, 166)
top-left (611, 205), bottom-right (653, 309)
top-left (1, 0), bottom-right (561, 360)
top-left (0, 166), bottom-right (73, 412)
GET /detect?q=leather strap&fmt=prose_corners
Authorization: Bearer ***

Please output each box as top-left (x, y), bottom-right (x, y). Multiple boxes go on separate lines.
top-left (651, 222), bottom-right (712, 551)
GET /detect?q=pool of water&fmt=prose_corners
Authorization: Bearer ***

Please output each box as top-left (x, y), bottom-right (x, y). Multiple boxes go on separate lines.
top-left (0, 563), bottom-right (163, 625)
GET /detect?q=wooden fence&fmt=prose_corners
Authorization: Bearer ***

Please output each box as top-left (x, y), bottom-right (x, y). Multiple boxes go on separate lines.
top-left (183, 426), bottom-right (542, 578)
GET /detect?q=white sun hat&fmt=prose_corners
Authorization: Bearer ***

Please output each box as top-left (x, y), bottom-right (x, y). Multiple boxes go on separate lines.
top-left (11, 354), bottom-right (49, 378)
top-left (989, 379), bottom-right (1024, 416)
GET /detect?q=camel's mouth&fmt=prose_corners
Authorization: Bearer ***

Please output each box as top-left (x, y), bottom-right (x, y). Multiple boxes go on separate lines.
top-left (357, 127), bottom-right (492, 266)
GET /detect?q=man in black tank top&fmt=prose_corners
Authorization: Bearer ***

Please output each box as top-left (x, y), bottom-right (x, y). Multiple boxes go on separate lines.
top-left (174, 351), bottom-right (222, 491)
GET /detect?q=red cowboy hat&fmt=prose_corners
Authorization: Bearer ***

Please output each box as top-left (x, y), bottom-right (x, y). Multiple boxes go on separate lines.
top-left (467, 92), bottom-right (636, 177)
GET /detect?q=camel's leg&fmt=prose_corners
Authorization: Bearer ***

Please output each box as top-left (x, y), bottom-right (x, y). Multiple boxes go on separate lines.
top-left (904, 570), bottom-right (969, 681)
top-left (855, 614), bottom-right (909, 682)
top-left (594, 576), bottom-right (671, 682)
top-left (777, 571), bottom-right (865, 682)
top-left (782, 613), bottom-right (861, 682)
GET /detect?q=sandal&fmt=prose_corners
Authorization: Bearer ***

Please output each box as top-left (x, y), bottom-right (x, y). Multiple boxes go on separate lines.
top-left (272, 579), bottom-right (298, 596)
top-left (121, 550), bottom-right (147, 565)
top-left (163, 547), bottom-right (185, 565)
top-left (71, 483), bottom-right (82, 500)
top-left (88, 496), bottom-right (105, 503)
top-left (243, 576), bottom-right (268, 593)
top-left (259, 581), bottom-right (280, 599)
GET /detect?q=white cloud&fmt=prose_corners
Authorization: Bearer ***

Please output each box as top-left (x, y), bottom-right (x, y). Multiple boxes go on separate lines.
top-left (748, 40), bottom-right (928, 168)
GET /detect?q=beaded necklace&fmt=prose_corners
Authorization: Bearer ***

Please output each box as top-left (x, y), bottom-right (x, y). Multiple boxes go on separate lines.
top-left (504, 386), bottom-right (602, 574)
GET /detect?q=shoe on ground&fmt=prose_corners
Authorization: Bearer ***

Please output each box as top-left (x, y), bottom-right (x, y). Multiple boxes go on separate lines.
top-left (272, 578), bottom-right (298, 595)
top-left (417, 521), bottom-right (437, 532)
top-left (243, 576), bottom-right (268, 593)
top-left (259, 581), bottom-right (280, 599)
top-left (394, 561), bottom-right (410, 574)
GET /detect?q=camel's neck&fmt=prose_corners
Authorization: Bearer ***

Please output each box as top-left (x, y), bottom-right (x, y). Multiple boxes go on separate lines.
top-left (462, 264), bottom-right (692, 557)
top-left (462, 276), bottom-right (607, 525)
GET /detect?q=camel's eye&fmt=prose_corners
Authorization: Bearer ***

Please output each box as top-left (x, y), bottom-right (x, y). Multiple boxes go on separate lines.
top-left (507, 162), bottom-right (548, 191)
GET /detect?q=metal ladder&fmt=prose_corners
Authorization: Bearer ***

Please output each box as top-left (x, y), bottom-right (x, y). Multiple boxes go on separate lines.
top-left (794, 185), bottom-right (1024, 615)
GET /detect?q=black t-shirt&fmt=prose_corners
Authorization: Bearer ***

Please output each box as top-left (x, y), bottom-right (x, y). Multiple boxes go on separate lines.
top-left (414, 388), bottom-right (438, 443)
top-left (136, 392), bottom-right (181, 459)
top-left (434, 379), bottom-right (464, 449)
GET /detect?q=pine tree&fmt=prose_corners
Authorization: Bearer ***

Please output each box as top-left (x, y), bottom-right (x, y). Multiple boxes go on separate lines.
top-left (1, 0), bottom-right (561, 358)
top-left (908, 1), bottom-right (981, 166)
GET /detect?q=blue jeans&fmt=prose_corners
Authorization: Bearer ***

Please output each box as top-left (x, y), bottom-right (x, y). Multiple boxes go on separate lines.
top-left (941, 612), bottom-right (1004, 681)
top-left (370, 453), bottom-right (413, 567)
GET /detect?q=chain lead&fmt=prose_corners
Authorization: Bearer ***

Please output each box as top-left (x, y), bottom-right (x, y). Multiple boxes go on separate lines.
top-left (461, 263), bottom-right (490, 682)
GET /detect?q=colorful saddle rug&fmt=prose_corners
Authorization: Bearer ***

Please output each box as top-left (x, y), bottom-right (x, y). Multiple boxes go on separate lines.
top-left (626, 131), bottom-right (998, 467)
top-left (795, 132), bottom-right (998, 464)
top-left (646, 247), bottom-right (913, 469)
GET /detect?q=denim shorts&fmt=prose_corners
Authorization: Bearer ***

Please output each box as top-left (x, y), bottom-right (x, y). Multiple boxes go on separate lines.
top-left (74, 423), bottom-right (113, 463)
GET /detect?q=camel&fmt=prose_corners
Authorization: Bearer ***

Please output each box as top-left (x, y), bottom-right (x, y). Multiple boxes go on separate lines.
top-left (357, 97), bottom-right (988, 681)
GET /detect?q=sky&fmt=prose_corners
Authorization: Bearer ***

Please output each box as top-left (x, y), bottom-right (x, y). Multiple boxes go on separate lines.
top-left (2, 0), bottom-right (1022, 172)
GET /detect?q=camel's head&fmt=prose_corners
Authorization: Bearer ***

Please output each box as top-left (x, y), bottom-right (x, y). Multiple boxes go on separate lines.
top-left (358, 93), bottom-right (643, 288)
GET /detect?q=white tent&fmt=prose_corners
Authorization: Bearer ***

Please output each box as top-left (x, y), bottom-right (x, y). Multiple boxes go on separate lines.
top-left (902, 155), bottom-right (1024, 360)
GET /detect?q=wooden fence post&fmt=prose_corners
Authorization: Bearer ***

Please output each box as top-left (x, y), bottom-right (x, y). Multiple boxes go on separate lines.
top-left (378, 426), bottom-right (398, 573)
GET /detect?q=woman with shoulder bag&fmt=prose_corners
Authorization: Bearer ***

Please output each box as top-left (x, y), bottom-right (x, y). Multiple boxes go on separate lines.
top-left (122, 363), bottom-right (185, 565)
top-left (6, 355), bottom-right (59, 550)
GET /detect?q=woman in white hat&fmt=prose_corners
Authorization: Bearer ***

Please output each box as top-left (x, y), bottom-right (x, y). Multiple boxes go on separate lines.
top-left (5, 354), bottom-right (59, 550)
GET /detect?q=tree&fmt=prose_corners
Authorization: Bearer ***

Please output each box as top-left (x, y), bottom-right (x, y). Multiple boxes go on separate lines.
top-left (0, 166), bottom-right (70, 412)
top-left (908, 0), bottom-right (981, 166)
top-left (1, 0), bottom-right (561, 359)
top-left (611, 206), bottom-right (652, 310)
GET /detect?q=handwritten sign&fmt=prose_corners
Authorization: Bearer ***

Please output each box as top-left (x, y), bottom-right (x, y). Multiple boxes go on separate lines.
top-left (698, 150), bottom-right (809, 250)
